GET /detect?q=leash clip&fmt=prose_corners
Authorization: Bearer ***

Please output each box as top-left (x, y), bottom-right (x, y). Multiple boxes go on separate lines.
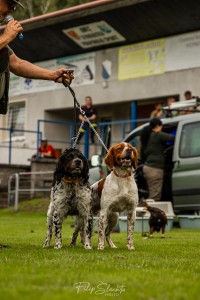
top-left (79, 107), bottom-right (85, 116)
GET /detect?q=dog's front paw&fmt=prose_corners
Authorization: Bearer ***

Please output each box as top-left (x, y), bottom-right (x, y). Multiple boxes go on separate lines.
top-left (127, 244), bottom-right (135, 250)
top-left (43, 240), bottom-right (50, 248)
top-left (84, 243), bottom-right (92, 250)
top-left (54, 243), bottom-right (62, 249)
top-left (97, 245), bottom-right (105, 250)
top-left (110, 244), bottom-right (117, 249)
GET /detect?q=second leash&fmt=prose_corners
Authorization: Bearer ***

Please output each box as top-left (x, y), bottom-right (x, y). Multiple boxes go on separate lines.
top-left (62, 77), bottom-right (109, 153)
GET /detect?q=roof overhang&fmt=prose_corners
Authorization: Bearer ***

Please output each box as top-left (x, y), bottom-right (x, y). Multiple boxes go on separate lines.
top-left (1, 0), bottom-right (200, 62)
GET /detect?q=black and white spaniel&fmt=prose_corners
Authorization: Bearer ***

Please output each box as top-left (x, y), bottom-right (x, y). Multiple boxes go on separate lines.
top-left (43, 148), bottom-right (92, 249)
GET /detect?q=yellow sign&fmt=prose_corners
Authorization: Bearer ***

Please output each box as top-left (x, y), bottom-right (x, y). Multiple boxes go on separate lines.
top-left (118, 38), bottom-right (165, 80)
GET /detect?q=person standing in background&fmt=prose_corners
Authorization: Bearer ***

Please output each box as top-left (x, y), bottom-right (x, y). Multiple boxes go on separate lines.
top-left (184, 90), bottom-right (192, 100)
top-left (140, 118), bottom-right (175, 201)
top-left (78, 96), bottom-right (97, 144)
top-left (150, 103), bottom-right (163, 118)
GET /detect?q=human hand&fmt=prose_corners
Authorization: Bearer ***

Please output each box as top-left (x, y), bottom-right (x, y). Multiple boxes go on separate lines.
top-left (3, 20), bottom-right (23, 42)
top-left (53, 68), bottom-right (74, 85)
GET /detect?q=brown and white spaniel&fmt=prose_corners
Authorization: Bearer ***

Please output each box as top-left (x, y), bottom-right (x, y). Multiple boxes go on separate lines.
top-left (91, 142), bottom-right (138, 250)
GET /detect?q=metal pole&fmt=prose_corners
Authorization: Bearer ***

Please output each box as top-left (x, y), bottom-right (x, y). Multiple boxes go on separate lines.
top-left (36, 120), bottom-right (40, 158)
top-left (122, 122), bottom-right (126, 140)
top-left (131, 101), bottom-right (137, 131)
top-left (84, 128), bottom-right (89, 159)
top-left (9, 127), bottom-right (12, 164)
top-left (14, 173), bottom-right (19, 212)
top-left (8, 175), bottom-right (12, 206)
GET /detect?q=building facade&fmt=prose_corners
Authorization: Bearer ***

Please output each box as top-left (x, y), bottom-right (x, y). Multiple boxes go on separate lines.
top-left (1, 30), bottom-right (200, 165)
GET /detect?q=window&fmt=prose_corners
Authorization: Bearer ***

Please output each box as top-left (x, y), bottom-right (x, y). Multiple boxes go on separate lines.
top-left (179, 122), bottom-right (200, 158)
top-left (8, 102), bottom-right (25, 137)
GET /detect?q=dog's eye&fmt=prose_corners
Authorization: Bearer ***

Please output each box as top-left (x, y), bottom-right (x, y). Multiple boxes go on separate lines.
top-left (68, 154), bottom-right (74, 159)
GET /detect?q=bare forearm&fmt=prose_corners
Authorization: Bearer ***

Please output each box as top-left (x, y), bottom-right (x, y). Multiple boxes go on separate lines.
top-left (9, 54), bottom-right (74, 84)
top-left (79, 114), bottom-right (85, 121)
top-left (10, 59), bottom-right (55, 81)
top-left (0, 35), bottom-right (11, 50)
top-left (89, 114), bottom-right (96, 120)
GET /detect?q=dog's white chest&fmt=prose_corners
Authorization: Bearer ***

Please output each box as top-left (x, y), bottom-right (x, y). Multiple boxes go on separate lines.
top-left (101, 174), bottom-right (138, 212)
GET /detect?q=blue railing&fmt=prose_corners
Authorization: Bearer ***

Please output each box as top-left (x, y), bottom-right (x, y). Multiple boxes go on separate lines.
top-left (36, 119), bottom-right (74, 158)
top-left (36, 118), bottom-right (150, 159)
top-left (0, 128), bottom-right (42, 164)
top-left (0, 118), bottom-right (150, 164)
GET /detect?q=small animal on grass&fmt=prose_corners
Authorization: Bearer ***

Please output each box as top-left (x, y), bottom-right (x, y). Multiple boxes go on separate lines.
top-left (43, 148), bottom-right (92, 249)
top-left (91, 142), bottom-right (138, 250)
top-left (140, 200), bottom-right (168, 238)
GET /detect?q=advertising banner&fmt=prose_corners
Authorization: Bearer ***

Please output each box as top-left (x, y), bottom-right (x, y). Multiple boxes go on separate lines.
top-left (57, 52), bottom-right (95, 86)
top-left (165, 31), bottom-right (200, 71)
top-left (118, 39), bottom-right (165, 80)
top-left (9, 53), bottom-right (96, 96)
top-left (63, 21), bottom-right (125, 49)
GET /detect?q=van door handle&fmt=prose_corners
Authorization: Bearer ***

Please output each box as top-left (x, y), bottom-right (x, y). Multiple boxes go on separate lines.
top-left (173, 160), bottom-right (180, 168)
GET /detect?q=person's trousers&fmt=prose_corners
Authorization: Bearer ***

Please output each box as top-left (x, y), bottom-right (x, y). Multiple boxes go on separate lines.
top-left (143, 165), bottom-right (164, 201)
top-left (77, 123), bottom-right (97, 144)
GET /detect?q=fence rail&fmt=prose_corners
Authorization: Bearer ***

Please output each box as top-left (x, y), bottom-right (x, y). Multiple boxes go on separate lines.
top-left (8, 171), bottom-right (54, 212)
top-left (36, 118), bottom-right (150, 159)
top-left (0, 118), bottom-right (150, 164)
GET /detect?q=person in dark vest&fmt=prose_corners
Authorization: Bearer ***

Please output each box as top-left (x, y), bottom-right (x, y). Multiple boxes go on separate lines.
top-left (0, 0), bottom-right (74, 115)
top-left (78, 96), bottom-right (97, 144)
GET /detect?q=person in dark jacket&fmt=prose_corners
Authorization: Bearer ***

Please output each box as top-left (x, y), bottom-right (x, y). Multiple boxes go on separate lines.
top-left (78, 96), bottom-right (97, 144)
top-left (140, 118), bottom-right (175, 201)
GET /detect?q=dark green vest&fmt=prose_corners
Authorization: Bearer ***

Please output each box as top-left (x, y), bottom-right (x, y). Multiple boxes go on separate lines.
top-left (0, 47), bottom-right (10, 114)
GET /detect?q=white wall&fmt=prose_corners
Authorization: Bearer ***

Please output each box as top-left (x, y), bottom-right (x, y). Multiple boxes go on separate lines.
top-left (1, 41), bottom-right (200, 165)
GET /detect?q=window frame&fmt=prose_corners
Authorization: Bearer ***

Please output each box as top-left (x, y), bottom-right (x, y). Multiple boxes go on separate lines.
top-left (6, 99), bottom-right (26, 141)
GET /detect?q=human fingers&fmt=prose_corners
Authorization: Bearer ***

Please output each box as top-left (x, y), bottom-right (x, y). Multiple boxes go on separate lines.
top-left (4, 20), bottom-right (23, 40)
top-left (54, 69), bottom-right (74, 84)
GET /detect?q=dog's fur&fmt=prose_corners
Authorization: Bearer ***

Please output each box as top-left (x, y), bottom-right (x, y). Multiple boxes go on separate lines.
top-left (139, 200), bottom-right (168, 238)
top-left (43, 148), bottom-right (92, 249)
top-left (91, 142), bottom-right (139, 250)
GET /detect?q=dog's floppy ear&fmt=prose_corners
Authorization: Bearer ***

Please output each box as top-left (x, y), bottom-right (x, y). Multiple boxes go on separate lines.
top-left (82, 154), bottom-right (89, 184)
top-left (104, 146), bottom-right (115, 169)
top-left (131, 146), bottom-right (138, 170)
top-left (53, 148), bottom-right (71, 185)
top-left (53, 155), bottom-right (66, 185)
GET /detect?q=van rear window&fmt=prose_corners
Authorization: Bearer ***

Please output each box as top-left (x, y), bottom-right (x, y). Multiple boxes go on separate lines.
top-left (179, 122), bottom-right (200, 158)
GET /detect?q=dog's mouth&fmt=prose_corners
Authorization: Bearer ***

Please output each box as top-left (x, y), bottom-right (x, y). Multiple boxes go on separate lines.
top-left (71, 167), bottom-right (82, 174)
top-left (119, 155), bottom-right (132, 162)
top-left (64, 166), bottom-right (83, 177)
top-left (118, 155), bottom-right (133, 166)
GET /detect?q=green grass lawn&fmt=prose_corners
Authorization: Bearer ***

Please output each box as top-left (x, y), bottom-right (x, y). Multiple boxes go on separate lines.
top-left (0, 207), bottom-right (200, 300)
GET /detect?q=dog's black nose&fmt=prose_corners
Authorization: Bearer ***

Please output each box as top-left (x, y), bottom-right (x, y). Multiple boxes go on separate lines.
top-left (126, 148), bottom-right (132, 153)
top-left (75, 158), bottom-right (81, 166)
